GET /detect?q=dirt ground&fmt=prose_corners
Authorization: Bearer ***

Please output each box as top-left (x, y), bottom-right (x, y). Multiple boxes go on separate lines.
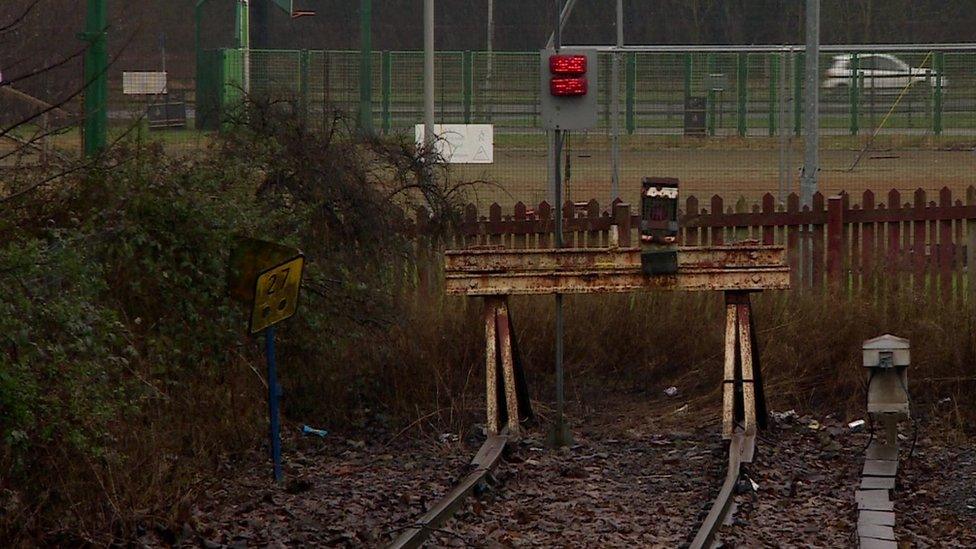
top-left (455, 145), bottom-right (976, 211)
top-left (150, 393), bottom-right (976, 548)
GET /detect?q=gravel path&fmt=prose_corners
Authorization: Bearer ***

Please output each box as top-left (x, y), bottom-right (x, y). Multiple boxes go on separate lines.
top-left (160, 400), bottom-right (975, 548)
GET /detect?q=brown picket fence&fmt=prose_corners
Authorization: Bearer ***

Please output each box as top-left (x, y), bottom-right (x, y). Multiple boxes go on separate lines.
top-left (436, 186), bottom-right (976, 298)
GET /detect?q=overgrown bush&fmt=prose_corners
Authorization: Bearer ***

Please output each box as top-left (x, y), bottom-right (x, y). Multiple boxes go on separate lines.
top-left (0, 107), bottom-right (469, 544)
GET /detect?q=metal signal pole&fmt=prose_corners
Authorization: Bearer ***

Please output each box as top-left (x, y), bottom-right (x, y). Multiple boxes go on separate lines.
top-left (610, 0), bottom-right (622, 202)
top-left (801, 0), bottom-right (820, 206)
top-left (551, 0), bottom-right (571, 448)
top-left (234, 0), bottom-right (251, 94)
top-left (82, 0), bottom-right (108, 157)
top-left (423, 0), bottom-right (435, 151)
top-left (359, 0), bottom-right (373, 133)
top-left (484, 0), bottom-right (494, 122)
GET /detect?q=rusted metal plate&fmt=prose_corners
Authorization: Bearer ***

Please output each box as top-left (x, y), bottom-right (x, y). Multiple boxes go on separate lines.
top-left (444, 246), bottom-right (789, 296)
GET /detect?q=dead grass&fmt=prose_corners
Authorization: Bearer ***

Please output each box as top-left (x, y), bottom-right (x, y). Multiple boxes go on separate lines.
top-left (390, 286), bottom-right (976, 438)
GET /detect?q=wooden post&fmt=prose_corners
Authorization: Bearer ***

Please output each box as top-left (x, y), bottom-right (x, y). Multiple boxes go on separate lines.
top-left (685, 195), bottom-right (700, 246)
top-left (484, 297), bottom-right (500, 435)
top-left (586, 199), bottom-right (601, 249)
top-left (812, 192), bottom-right (825, 289)
top-left (538, 202), bottom-right (552, 249)
top-left (614, 202), bottom-right (631, 247)
top-left (722, 291), bottom-right (766, 440)
top-left (827, 195), bottom-right (844, 289)
top-left (887, 189), bottom-right (902, 299)
top-left (722, 301), bottom-right (738, 440)
top-left (736, 299), bottom-right (758, 435)
top-left (463, 204), bottom-right (478, 249)
top-left (913, 189), bottom-right (927, 297)
top-left (862, 190), bottom-right (876, 297)
top-left (562, 200), bottom-right (576, 248)
top-left (939, 187), bottom-right (953, 301)
top-left (710, 195), bottom-right (725, 246)
top-left (513, 202), bottom-right (528, 250)
top-left (787, 193), bottom-right (800, 289)
top-left (489, 203), bottom-right (503, 248)
top-left (762, 193), bottom-right (775, 245)
top-left (496, 299), bottom-right (520, 436)
top-left (968, 187), bottom-right (976, 302)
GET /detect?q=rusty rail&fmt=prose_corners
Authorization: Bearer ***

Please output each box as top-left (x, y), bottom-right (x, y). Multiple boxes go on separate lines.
top-left (388, 433), bottom-right (508, 549)
top-left (689, 430), bottom-right (756, 549)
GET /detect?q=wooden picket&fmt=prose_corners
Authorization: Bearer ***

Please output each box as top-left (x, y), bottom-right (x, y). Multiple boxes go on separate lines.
top-left (441, 186), bottom-right (976, 298)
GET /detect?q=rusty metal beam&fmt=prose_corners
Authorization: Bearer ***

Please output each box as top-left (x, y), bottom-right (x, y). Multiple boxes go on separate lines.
top-left (446, 245), bottom-right (785, 272)
top-left (445, 245), bottom-right (789, 296)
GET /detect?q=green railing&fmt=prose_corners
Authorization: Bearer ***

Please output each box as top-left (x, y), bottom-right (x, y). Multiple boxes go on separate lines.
top-left (199, 48), bottom-right (963, 137)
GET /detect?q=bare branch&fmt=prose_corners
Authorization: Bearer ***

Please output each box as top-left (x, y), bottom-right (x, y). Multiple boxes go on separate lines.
top-left (0, 27), bottom-right (136, 147)
top-left (0, 0), bottom-right (42, 35)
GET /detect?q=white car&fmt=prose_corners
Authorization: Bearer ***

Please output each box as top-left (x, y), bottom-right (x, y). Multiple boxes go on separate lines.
top-left (823, 54), bottom-right (945, 91)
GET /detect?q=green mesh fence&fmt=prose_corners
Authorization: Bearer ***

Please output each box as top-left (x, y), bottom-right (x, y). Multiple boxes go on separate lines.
top-left (116, 47), bottom-right (976, 208)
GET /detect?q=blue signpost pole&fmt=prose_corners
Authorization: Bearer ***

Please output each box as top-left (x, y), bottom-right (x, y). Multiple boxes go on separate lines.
top-left (265, 325), bottom-right (283, 483)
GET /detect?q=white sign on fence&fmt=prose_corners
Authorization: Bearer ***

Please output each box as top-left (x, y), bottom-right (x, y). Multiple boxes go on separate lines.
top-left (414, 124), bottom-right (493, 164)
top-left (123, 72), bottom-right (168, 95)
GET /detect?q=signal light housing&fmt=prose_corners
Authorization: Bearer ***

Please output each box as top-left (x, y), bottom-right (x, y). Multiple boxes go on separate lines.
top-left (550, 77), bottom-right (588, 97)
top-left (540, 49), bottom-right (598, 130)
top-left (549, 54), bottom-right (587, 75)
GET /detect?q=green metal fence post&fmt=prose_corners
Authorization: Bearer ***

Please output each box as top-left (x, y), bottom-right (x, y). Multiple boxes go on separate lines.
top-left (707, 53), bottom-right (716, 136)
top-left (82, 0), bottom-right (108, 157)
top-left (934, 52), bottom-right (944, 135)
top-left (683, 53), bottom-right (692, 103)
top-left (626, 52), bottom-right (636, 134)
top-left (195, 1), bottom-right (207, 130)
top-left (462, 50), bottom-right (473, 124)
top-left (768, 54), bottom-right (778, 136)
top-left (737, 52), bottom-right (748, 137)
top-left (794, 52), bottom-right (803, 137)
top-left (381, 51), bottom-right (392, 133)
top-left (358, 0), bottom-right (373, 133)
top-left (850, 53), bottom-right (859, 135)
top-left (299, 49), bottom-right (310, 124)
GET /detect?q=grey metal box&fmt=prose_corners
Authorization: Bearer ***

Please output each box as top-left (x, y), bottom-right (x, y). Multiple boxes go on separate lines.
top-left (540, 49), bottom-right (599, 131)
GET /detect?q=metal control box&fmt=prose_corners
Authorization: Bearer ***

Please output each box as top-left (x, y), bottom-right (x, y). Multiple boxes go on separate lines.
top-left (862, 334), bottom-right (910, 417)
top-left (640, 177), bottom-right (680, 275)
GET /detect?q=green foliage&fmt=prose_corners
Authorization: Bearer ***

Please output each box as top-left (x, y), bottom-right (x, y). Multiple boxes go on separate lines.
top-left (0, 237), bottom-right (131, 463)
top-left (0, 106), bottom-right (468, 542)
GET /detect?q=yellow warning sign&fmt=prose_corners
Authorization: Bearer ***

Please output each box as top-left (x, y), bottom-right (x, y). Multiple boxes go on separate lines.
top-left (250, 256), bottom-right (305, 334)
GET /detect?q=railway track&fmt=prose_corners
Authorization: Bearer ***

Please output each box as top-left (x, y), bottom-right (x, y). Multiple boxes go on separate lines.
top-left (389, 432), bottom-right (509, 549)
top-left (387, 423), bottom-right (761, 548)
top-left (385, 245), bottom-right (789, 547)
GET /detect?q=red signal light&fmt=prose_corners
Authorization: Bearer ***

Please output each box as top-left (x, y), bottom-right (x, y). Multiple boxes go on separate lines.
top-left (550, 77), bottom-right (588, 97)
top-left (549, 54), bottom-right (587, 75)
